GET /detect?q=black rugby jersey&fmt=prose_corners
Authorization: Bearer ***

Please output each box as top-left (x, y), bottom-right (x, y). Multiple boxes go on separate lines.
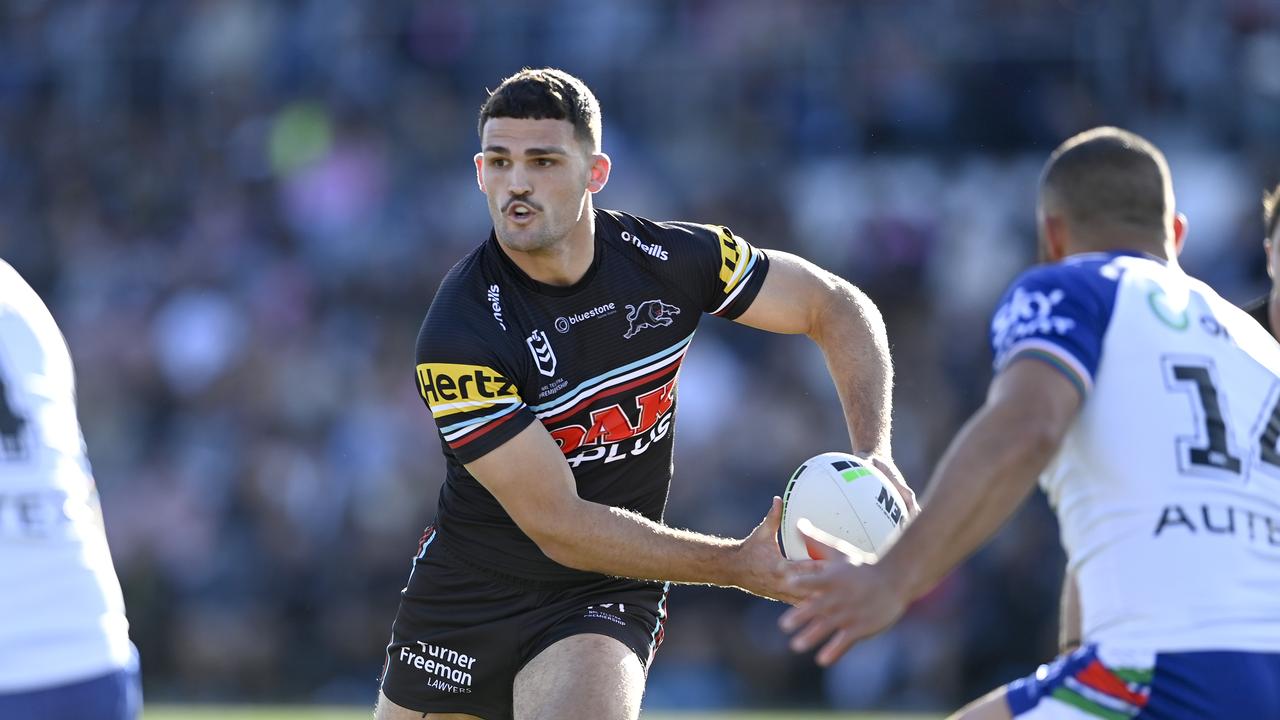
top-left (414, 208), bottom-right (769, 584)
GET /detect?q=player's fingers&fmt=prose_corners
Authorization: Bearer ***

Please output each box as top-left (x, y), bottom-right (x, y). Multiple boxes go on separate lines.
top-left (783, 559), bottom-right (824, 578)
top-left (864, 456), bottom-right (919, 517)
top-left (904, 492), bottom-right (921, 517)
top-left (816, 628), bottom-right (859, 667)
top-left (779, 559), bottom-right (828, 601)
top-left (789, 615), bottom-right (836, 653)
top-left (778, 599), bottom-right (816, 632)
top-left (764, 495), bottom-right (783, 530)
top-left (785, 564), bottom-right (842, 594)
top-left (895, 482), bottom-right (921, 517)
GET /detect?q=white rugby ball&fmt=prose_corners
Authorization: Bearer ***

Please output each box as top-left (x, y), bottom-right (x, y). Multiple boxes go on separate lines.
top-left (780, 452), bottom-right (907, 560)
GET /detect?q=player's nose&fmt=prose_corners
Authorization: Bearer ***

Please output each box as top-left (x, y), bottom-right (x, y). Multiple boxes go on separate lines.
top-left (508, 164), bottom-right (532, 195)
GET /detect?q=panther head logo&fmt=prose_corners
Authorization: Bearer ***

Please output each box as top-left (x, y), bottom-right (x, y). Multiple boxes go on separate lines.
top-left (623, 300), bottom-right (681, 340)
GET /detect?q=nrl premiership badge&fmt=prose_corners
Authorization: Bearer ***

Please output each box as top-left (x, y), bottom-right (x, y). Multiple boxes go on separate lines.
top-left (526, 330), bottom-right (557, 376)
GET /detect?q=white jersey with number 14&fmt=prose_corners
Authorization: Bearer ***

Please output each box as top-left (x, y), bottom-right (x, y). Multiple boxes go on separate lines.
top-left (990, 251), bottom-right (1280, 653)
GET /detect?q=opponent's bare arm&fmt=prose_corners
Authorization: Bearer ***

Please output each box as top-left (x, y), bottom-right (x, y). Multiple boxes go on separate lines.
top-left (465, 421), bottom-right (797, 602)
top-left (734, 251), bottom-right (915, 512)
top-left (779, 359), bottom-right (1081, 665)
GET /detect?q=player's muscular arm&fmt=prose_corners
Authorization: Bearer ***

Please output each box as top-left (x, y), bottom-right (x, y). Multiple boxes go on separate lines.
top-left (883, 359), bottom-right (1081, 601)
top-left (733, 251), bottom-right (913, 510)
top-left (464, 421), bottom-right (798, 602)
top-left (780, 360), bottom-right (1082, 664)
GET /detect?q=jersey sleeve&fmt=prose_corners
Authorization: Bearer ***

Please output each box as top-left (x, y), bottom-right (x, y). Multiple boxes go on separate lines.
top-left (415, 312), bottom-right (535, 465)
top-left (989, 261), bottom-right (1120, 397)
top-left (663, 222), bottom-right (771, 319)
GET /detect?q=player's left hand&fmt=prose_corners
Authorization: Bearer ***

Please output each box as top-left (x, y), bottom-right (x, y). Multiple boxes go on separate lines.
top-left (734, 496), bottom-right (806, 604)
top-left (776, 518), bottom-right (909, 666)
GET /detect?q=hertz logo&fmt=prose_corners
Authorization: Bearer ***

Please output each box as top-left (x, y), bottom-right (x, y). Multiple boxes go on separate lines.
top-left (417, 363), bottom-right (519, 418)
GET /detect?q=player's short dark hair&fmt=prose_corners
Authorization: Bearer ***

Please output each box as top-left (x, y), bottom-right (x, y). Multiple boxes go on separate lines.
top-left (1039, 127), bottom-right (1172, 235)
top-left (478, 68), bottom-right (601, 151)
top-left (1264, 183), bottom-right (1280, 242)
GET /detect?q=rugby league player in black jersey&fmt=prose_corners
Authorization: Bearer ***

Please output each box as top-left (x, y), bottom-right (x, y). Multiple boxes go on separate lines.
top-left (376, 68), bottom-right (917, 720)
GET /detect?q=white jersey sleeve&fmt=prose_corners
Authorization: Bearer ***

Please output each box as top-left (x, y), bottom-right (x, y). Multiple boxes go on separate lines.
top-left (0, 259), bottom-right (133, 692)
top-left (990, 251), bottom-right (1280, 654)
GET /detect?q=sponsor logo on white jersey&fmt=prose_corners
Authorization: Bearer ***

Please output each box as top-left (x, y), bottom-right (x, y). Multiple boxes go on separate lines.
top-left (991, 286), bottom-right (1076, 357)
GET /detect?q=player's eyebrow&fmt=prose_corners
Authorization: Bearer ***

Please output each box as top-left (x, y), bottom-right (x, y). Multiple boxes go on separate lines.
top-left (482, 145), bottom-right (569, 156)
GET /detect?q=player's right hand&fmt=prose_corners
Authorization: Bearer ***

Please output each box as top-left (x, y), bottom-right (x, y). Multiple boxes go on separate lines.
top-left (733, 496), bottom-right (805, 604)
top-left (857, 453), bottom-right (919, 517)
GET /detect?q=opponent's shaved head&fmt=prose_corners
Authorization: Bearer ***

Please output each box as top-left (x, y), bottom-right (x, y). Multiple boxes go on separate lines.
top-left (1039, 127), bottom-right (1173, 248)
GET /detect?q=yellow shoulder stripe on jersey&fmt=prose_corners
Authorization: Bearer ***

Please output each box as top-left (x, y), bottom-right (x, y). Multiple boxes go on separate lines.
top-left (416, 362), bottom-right (521, 418)
top-left (714, 226), bottom-right (752, 294)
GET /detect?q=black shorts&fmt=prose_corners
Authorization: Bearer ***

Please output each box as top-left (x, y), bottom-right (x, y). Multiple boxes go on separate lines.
top-left (378, 527), bottom-right (669, 720)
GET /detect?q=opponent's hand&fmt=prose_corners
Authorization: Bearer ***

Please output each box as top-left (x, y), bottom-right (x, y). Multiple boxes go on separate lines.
top-left (777, 519), bottom-right (909, 666)
top-left (857, 453), bottom-right (919, 517)
top-left (733, 496), bottom-right (803, 604)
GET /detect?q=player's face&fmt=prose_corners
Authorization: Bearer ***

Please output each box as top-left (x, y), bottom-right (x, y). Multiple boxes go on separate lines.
top-left (475, 118), bottom-right (604, 253)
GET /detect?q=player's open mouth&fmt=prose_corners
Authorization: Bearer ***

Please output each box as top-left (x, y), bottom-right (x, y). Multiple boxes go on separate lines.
top-left (506, 203), bottom-right (536, 224)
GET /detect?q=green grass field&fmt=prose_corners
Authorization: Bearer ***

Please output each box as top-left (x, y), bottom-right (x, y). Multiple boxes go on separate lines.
top-left (143, 707), bottom-right (942, 720)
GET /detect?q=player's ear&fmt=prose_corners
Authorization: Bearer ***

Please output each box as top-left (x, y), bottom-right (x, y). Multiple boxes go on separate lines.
top-left (1172, 212), bottom-right (1187, 257)
top-left (587, 153), bottom-right (611, 194)
top-left (474, 153), bottom-right (487, 193)
top-left (1267, 238), bottom-right (1275, 280)
top-left (1041, 214), bottom-right (1069, 262)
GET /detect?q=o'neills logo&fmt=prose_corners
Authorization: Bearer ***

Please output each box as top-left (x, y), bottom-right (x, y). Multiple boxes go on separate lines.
top-left (621, 231), bottom-right (669, 261)
top-left (487, 284), bottom-right (506, 330)
top-left (555, 303), bottom-right (616, 333)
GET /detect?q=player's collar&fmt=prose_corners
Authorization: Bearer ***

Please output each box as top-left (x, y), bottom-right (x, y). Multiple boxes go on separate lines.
top-left (1106, 249), bottom-right (1171, 265)
top-left (486, 225), bottom-right (605, 297)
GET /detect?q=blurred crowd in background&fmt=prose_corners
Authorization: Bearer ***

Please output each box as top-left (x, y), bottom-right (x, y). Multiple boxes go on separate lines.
top-left (2, 0), bottom-right (1279, 712)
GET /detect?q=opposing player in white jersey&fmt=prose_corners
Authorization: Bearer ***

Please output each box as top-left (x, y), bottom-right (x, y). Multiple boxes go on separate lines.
top-left (778, 127), bottom-right (1280, 719)
top-left (0, 260), bottom-right (140, 720)
top-left (1243, 183), bottom-right (1280, 339)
